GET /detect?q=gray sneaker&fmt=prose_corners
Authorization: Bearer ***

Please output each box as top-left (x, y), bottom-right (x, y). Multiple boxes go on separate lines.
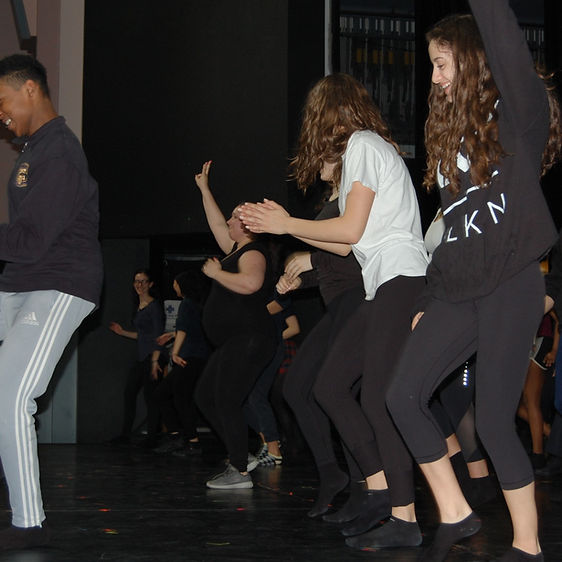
top-left (206, 464), bottom-right (253, 489)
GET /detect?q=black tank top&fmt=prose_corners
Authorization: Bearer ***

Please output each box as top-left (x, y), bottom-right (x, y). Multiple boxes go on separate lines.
top-left (202, 241), bottom-right (274, 347)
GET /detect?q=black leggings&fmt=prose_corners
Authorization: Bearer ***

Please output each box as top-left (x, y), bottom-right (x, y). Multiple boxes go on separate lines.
top-left (195, 331), bottom-right (275, 472)
top-left (430, 355), bottom-right (486, 463)
top-left (387, 262), bottom-right (543, 490)
top-left (313, 276), bottom-right (426, 507)
top-left (283, 287), bottom-right (364, 478)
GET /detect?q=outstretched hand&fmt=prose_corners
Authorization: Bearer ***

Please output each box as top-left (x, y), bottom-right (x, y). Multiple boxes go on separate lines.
top-left (276, 273), bottom-right (302, 294)
top-left (284, 252), bottom-right (313, 281)
top-left (109, 321), bottom-right (124, 336)
top-left (239, 199), bottom-right (290, 235)
top-left (172, 353), bottom-right (187, 368)
top-left (156, 332), bottom-right (174, 346)
top-left (195, 160), bottom-right (212, 192)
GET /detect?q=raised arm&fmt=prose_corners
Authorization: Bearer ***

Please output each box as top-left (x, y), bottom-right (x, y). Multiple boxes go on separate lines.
top-left (194, 161), bottom-right (234, 254)
top-left (469, 0), bottom-right (547, 129)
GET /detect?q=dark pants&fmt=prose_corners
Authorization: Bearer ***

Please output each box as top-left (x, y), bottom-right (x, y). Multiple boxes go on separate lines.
top-left (156, 357), bottom-right (207, 440)
top-left (387, 262), bottom-right (543, 490)
top-left (430, 355), bottom-right (486, 463)
top-left (244, 338), bottom-right (285, 442)
top-left (314, 276), bottom-right (426, 507)
top-left (283, 287), bottom-right (364, 478)
top-left (195, 331), bottom-right (276, 472)
top-left (121, 356), bottom-right (161, 439)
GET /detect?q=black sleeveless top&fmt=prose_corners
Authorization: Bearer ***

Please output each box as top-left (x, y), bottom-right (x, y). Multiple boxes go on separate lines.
top-left (202, 241), bottom-right (275, 347)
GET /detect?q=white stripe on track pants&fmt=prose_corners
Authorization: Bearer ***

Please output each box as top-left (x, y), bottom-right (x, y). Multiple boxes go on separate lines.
top-left (0, 290), bottom-right (94, 528)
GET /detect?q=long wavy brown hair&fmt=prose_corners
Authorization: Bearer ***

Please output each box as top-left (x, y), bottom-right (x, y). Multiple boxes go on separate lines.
top-left (538, 69), bottom-right (562, 176)
top-left (424, 14), bottom-right (562, 195)
top-left (290, 73), bottom-right (400, 191)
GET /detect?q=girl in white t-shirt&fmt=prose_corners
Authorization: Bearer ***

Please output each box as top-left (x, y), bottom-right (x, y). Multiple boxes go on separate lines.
top-left (240, 73), bottom-right (428, 550)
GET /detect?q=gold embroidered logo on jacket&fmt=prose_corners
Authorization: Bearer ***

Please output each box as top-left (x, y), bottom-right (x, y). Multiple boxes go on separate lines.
top-left (16, 163), bottom-right (29, 188)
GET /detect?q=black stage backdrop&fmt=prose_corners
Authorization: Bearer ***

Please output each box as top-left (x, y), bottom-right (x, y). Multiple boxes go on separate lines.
top-left (83, 0), bottom-right (324, 239)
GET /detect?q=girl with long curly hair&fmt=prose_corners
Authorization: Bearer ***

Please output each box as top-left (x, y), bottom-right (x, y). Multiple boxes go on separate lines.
top-left (387, 1), bottom-right (562, 561)
top-left (240, 72), bottom-right (429, 549)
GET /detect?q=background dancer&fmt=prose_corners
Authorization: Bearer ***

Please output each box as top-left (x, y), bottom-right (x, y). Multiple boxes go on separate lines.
top-left (110, 269), bottom-right (166, 448)
top-left (194, 161), bottom-right (276, 490)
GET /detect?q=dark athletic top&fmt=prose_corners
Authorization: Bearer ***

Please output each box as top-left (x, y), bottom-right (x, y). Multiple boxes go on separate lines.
top-left (202, 241), bottom-right (274, 347)
top-left (175, 297), bottom-right (210, 359)
top-left (417, 0), bottom-right (557, 312)
top-left (299, 198), bottom-right (364, 306)
top-left (134, 300), bottom-right (165, 361)
top-left (0, 116), bottom-right (103, 306)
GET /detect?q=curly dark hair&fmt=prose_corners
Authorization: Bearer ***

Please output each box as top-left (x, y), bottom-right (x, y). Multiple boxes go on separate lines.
top-left (424, 14), bottom-right (562, 195)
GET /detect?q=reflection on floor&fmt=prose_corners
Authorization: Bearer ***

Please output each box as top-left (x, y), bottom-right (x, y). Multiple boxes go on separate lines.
top-left (1, 437), bottom-right (561, 561)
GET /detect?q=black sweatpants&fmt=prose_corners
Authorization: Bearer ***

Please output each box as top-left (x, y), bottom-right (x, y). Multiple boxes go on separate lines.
top-left (313, 276), bottom-right (426, 507)
top-left (195, 331), bottom-right (276, 472)
top-left (387, 262), bottom-right (543, 490)
top-left (283, 287), bottom-right (364, 477)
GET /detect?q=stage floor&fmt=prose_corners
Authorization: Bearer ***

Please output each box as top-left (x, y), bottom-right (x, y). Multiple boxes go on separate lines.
top-left (1, 439), bottom-right (561, 561)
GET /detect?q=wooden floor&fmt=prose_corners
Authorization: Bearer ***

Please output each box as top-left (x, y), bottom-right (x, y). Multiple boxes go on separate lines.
top-left (1, 437), bottom-right (562, 562)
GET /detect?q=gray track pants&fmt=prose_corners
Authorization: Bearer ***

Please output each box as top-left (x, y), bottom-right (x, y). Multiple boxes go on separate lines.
top-left (0, 290), bottom-right (94, 528)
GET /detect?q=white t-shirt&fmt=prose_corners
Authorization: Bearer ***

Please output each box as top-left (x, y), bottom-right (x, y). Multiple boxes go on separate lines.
top-left (424, 209), bottom-right (445, 259)
top-left (338, 130), bottom-right (429, 300)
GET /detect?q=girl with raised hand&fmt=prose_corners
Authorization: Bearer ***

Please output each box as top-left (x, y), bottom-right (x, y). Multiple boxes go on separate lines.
top-left (386, 2), bottom-right (562, 560)
top-left (194, 161), bottom-right (276, 490)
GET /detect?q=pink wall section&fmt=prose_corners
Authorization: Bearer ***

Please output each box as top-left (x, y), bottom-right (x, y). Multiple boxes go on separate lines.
top-left (0, 0), bottom-right (24, 222)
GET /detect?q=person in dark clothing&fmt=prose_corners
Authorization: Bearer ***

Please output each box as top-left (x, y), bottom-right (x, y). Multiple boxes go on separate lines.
top-left (537, 229), bottom-right (562, 477)
top-left (277, 197), bottom-right (366, 520)
top-left (193, 160), bottom-right (276, 490)
top-left (244, 288), bottom-right (300, 466)
top-left (240, 74), bottom-right (429, 549)
top-left (154, 271), bottom-right (210, 455)
top-left (0, 54), bottom-right (103, 551)
top-left (109, 269), bottom-right (166, 447)
top-left (386, 3), bottom-right (562, 560)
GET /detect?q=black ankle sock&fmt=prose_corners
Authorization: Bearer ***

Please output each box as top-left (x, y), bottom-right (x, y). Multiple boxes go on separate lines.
top-left (418, 512), bottom-right (481, 562)
top-left (322, 480), bottom-right (365, 523)
top-left (340, 489), bottom-right (391, 537)
top-left (450, 452), bottom-right (471, 486)
top-left (346, 516), bottom-right (422, 550)
top-left (466, 474), bottom-right (497, 508)
top-left (496, 547), bottom-right (543, 561)
top-left (307, 465), bottom-right (349, 518)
